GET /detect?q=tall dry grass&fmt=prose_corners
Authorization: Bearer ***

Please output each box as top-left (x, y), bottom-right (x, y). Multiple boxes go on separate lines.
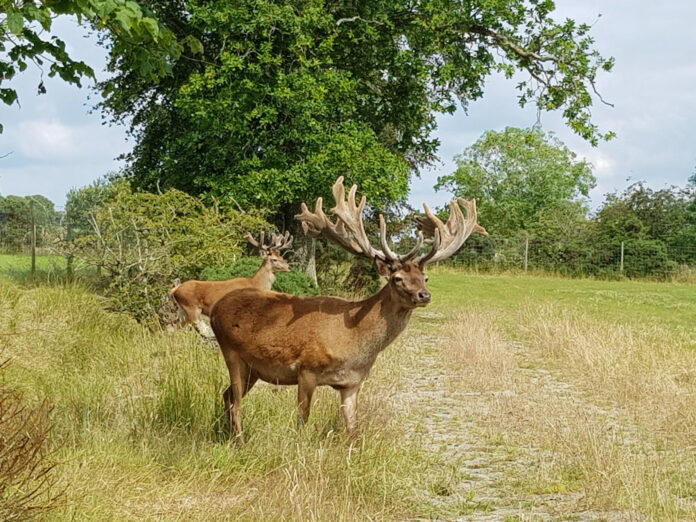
top-left (442, 305), bottom-right (696, 519)
top-left (0, 279), bottom-right (447, 520)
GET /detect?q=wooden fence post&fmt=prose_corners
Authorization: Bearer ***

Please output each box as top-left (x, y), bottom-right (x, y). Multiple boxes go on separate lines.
top-left (66, 202), bottom-right (74, 283)
top-left (524, 236), bottom-right (529, 272)
top-left (30, 198), bottom-right (36, 280)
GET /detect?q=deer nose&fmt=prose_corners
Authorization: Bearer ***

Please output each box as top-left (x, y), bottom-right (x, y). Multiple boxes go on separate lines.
top-left (417, 290), bottom-right (431, 302)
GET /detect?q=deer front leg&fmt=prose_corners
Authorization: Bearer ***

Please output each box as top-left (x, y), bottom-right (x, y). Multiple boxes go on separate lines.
top-left (297, 372), bottom-right (317, 426)
top-left (339, 385), bottom-right (360, 437)
top-left (222, 354), bottom-right (254, 444)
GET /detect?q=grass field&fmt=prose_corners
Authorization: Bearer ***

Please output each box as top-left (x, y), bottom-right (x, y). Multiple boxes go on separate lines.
top-left (1, 267), bottom-right (695, 520)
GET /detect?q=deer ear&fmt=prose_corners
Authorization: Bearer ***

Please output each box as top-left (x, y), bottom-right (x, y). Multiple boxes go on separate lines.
top-left (374, 258), bottom-right (393, 278)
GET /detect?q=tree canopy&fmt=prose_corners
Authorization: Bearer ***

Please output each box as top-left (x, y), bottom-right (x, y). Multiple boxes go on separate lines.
top-left (593, 182), bottom-right (696, 262)
top-left (99, 0), bottom-right (613, 220)
top-left (435, 126), bottom-right (595, 235)
top-left (0, 0), bottom-right (191, 131)
top-left (0, 194), bottom-right (57, 251)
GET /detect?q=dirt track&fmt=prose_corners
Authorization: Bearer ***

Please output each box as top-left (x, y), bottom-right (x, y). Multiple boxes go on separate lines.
top-left (391, 312), bottom-right (640, 521)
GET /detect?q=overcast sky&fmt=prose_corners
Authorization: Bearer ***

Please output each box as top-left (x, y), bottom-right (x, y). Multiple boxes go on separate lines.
top-left (1, 0), bottom-right (695, 211)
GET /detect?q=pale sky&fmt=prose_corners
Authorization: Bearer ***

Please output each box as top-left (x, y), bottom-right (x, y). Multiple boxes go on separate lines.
top-left (1, 1), bottom-right (695, 210)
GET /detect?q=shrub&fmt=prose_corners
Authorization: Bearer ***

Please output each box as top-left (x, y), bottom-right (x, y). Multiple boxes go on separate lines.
top-left (201, 257), bottom-right (260, 281)
top-left (623, 239), bottom-right (676, 279)
top-left (0, 361), bottom-right (61, 521)
top-left (202, 257), bottom-right (319, 296)
top-left (66, 180), bottom-right (269, 319)
top-left (273, 269), bottom-right (320, 296)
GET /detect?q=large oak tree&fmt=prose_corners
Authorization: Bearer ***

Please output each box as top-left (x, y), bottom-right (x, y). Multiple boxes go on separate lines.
top-left (99, 0), bottom-right (614, 220)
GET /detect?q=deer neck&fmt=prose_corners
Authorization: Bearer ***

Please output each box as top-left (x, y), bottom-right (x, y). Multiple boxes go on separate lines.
top-left (250, 259), bottom-right (275, 290)
top-left (352, 284), bottom-right (414, 360)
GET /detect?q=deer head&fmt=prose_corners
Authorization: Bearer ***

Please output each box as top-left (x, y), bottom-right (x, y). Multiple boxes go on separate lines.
top-left (244, 230), bottom-right (293, 273)
top-left (296, 177), bottom-right (486, 308)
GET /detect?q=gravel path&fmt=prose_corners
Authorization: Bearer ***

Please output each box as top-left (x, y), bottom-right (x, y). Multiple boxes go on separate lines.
top-left (394, 312), bottom-right (639, 521)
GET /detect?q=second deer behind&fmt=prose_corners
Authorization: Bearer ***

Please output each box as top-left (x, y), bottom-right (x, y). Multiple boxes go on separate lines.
top-left (169, 231), bottom-right (293, 337)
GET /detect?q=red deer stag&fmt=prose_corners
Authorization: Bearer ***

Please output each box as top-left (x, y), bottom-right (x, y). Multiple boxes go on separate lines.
top-left (210, 177), bottom-right (486, 441)
top-left (170, 231), bottom-right (293, 337)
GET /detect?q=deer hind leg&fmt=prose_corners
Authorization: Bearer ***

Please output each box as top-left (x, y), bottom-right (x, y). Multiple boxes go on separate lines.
top-left (339, 385), bottom-right (360, 437)
top-left (194, 316), bottom-right (216, 339)
top-left (177, 303), bottom-right (214, 339)
top-left (297, 372), bottom-right (317, 427)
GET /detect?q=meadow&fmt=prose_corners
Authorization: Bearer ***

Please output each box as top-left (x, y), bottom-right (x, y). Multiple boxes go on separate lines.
top-left (1, 258), bottom-right (695, 520)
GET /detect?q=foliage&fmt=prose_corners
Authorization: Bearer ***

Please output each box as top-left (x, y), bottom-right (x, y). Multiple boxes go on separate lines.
top-left (436, 127), bottom-right (596, 236)
top-left (0, 0), bottom-right (193, 130)
top-left (201, 257), bottom-right (319, 296)
top-left (66, 180), bottom-right (268, 319)
top-left (593, 182), bottom-right (696, 265)
top-left (621, 239), bottom-right (675, 279)
top-left (0, 361), bottom-right (61, 521)
top-left (201, 257), bottom-right (261, 281)
top-left (100, 0), bottom-right (612, 221)
top-left (0, 194), bottom-right (58, 252)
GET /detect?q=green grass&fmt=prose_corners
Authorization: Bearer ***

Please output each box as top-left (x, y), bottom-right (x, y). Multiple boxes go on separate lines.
top-left (427, 269), bottom-right (696, 340)
top-left (0, 253), bottom-right (66, 272)
top-left (0, 276), bottom-right (444, 520)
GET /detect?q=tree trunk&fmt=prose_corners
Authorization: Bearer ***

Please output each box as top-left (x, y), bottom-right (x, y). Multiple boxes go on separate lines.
top-left (305, 237), bottom-right (317, 285)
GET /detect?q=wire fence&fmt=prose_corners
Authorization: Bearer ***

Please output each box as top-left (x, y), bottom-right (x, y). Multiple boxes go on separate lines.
top-left (1, 206), bottom-right (695, 281)
top-left (445, 235), bottom-right (696, 280)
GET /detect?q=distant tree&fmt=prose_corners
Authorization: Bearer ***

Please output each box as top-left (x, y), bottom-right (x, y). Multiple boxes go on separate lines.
top-left (99, 0), bottom-right (613, 222)
top-left (593, 182), bottom-right (696, 265)
top-left (436, 127), bottom-right (596, 236)
top-left (0, 194), bottom-right (57, 251)
top-left (0, 0), bottom-right (192, 131)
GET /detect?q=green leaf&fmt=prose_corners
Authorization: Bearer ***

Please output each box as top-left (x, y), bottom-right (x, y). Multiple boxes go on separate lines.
top-left (141, 18), bottom-right (159, 40)
top-left (183, 35), bottom-right (203, 55)
top-left (7, 9), bottom-right (24, 36)
top-left (0, 88), bottom-right (19, 105)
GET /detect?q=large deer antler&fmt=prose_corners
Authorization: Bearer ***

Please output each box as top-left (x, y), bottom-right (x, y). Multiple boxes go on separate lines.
top-left (245, 230), bottom-right (294, 252)
top-left (414, 197), bottom-right (487, 267)
top-left (295, 177), bottom-right (424, 265)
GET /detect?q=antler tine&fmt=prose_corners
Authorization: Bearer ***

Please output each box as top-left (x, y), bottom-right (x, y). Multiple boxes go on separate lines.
top-left (329, 178), bottom-right (380, 260)
top-left (400, 231), bottom-right (426, 262)
top-left (245, 232), bottom-right (261, 249)
top-left (415, 198), bottom-right (487, 267)
top-left (377, 215), bottom-right (425, 263)
top-left (296, 187), bottom-right (375, 259)
top-left (416, 228), bottom-right (441, 266)
top-left (272, 230), bottom-right (294, 251)
top-left (378, 214), bottom-right (398, 262)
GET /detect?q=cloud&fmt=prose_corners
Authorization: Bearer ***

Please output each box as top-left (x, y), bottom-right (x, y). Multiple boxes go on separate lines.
top-left (16, 120), bottom-right (80, 159)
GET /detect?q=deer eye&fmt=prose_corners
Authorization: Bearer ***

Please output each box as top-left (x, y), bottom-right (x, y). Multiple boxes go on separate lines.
top-left (424, 275), bottom-right (429, 282)
top-left (393, 274), bottom-right (403, 283)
